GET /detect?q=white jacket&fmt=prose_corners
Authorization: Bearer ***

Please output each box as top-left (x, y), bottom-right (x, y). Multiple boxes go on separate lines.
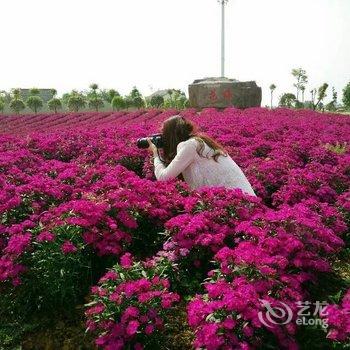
top-left (153, 138), bottom-right (256, 196)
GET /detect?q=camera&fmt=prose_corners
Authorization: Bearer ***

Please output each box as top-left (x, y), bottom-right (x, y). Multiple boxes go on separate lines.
top-left (137, 134), bottom-right (164, 149)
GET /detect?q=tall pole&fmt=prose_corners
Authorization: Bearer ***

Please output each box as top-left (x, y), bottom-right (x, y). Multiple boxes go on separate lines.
top-left (221, 0), bottom-right (226, 77)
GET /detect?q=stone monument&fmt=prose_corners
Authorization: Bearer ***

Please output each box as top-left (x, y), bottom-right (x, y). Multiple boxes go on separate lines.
top-left (188, 77), bottom-right (262, 109)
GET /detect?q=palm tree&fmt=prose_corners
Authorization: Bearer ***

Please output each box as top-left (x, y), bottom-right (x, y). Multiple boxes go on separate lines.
top-left (48, 98), bottom-right (62, 113)
top-left (26, 96), bottom-right (43, 113)
top-left (88, 83), bottom-right (104, 111)
top-left (26, 88), bottom-right (44, 114)
top-left (67, 91), bottom-right (86, 112)
top-left (292, 68), bottom-right (308, 101)
top-left (314, 83), bottom-right (328, 110)
top-left (9, 88), bottom-right (25, 114)
top-left (269, 84), bottom-right (276, 108)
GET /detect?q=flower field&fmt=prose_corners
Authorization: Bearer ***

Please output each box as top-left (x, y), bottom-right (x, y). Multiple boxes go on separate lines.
top-left (0, 107), bottom-right (349, 350)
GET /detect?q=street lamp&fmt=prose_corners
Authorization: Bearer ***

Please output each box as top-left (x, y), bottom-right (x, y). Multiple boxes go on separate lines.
top-left (219, 0), bottom-right (229, 77)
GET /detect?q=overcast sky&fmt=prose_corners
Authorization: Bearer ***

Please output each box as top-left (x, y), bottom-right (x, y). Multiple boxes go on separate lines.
top-left (1, 0), bottom-right (349, 106)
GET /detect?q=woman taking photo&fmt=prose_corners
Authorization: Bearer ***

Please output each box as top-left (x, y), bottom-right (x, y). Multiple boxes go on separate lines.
top-left (147, 115), bottom-right (256, 196)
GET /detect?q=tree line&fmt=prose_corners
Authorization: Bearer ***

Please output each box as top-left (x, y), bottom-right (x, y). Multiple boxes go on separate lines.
top-left (0, 85), bottom-right (189, 114)
top-left (269, 68), bottom-right (350, 112)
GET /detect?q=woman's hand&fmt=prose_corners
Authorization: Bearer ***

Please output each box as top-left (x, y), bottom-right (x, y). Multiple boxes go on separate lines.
top-left (147, 138), bottom-right (158, 155)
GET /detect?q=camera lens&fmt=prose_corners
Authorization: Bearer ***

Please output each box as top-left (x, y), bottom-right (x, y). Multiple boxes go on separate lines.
top-left (137, 138), bottom-right (149, 149)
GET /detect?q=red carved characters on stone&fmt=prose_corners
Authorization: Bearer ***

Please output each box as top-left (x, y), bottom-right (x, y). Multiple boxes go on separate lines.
top-left (223, 89), bottom-right (233, 101)
top-left (209, 89), bottom-right (218, 102)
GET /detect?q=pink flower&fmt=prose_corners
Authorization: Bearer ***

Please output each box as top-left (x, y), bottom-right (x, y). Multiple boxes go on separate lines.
top-left (36, 231), bottom-right (55, 242)
top-left (126, 320), bottom-right (140, 336)
top-left (61, 241), bottom-right (77, 254)
top-left (120, 253), bottom-right (133, 268)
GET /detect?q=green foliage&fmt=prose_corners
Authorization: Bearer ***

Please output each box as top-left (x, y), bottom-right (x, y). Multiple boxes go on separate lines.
top-left (89, 83), bottom-right (98, 92)
top-left (111, 95), bottom-right (126, 110)
top-left (294, 100), bottom-right (304, 109)
top-left (125, 87), bottom-right (144, 109)
top-left (292, 68), bottom-right (308, 101)
top-left (9, 97), bottom-right (25, 114)
top-left (67, 91), bottom-right (86, 112)
top-left (133, 95), bottom-right (145, 109)
top-left (0, 223), bottom-right (107, 350)
top-left (342, 82), bottom-right (350, 110)
top-left (150, 95), bottom-right (165, 108)
top-left (29, 88), bottom-right (40, 96)
top-left (163, 90), bottom-right (188, 109)
top-left (86, 257), bottom-right (180, 349)
top-left (87, 84), bottom-right (105, 111)
top-left (130, 86), bottom-right (142, 100)
top-left (324, 142), bottom-right (348, 155)
top-left (279, 93), bottom-right (296, 108)
top-left (61, 92), bottom-right (71, 105)
top-left (314, 83), bottom-right (329, 110)
top-left (101, 89), bottom-right (120, 103)
top-left (269, 84), bottom-right (276, 108)
top-left (0, 93), bottom-right (5, 113)
top-left (26, 95), bottom-right (44, 114)
top-left (124, 95), bottom-right (134, 109)
top-left (126, 87), bottom-right (145, 109)
top-left (48, 98), bottom-right (62, 113)
top-left (88, 96), bottom-right (104, 111)
top-left (11, 88), bottom-right (21, 99)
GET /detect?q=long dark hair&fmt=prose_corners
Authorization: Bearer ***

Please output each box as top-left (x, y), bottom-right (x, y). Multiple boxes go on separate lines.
top-left (161, 115), bottom-right (227, 164)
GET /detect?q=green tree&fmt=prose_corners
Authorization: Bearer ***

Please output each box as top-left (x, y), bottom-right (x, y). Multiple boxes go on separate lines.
top-left (325, 87), bottom-right (337, 112)
top-left (89, 83), bottom-right (98, 93)
top-left (133, 96), bottom-right (145, 109)
top-left (0, 92), bottom-right (5, 113)
top-left (279, 93), bottom-right (296, 108)
top-left (111, 95), bottom-right (126, 111)
top-left (269, 84), bottom-right (276, 108)
top-left (62, 92), bottom-right (71, 106)
top-left (30, 88), bottom-right (40, 96)
top-left (292, 68), bottom-right (308, 101)
top-left (102, 89), bottom-right (120, 104)
top-left (88, 83), bottom-right (104, 111)
top-left (294, 100), bottom-right (304, 109)
top-left (89, 96), bottom-right (104, 111)
top-left (67, 91), bottom-right (86, 112)
top-left (150, 95), bottom-right (164, 108)
top-left (48, 98), bottom-right (62, 113)
top-left (314, 83), bottom-right (328, 110)
top-left (342, 82), bottom-right (350, 110)
top-left (26, 88), bottom-right (44, 113)
top-left (163, 89), bottom-right (188, 109)
top-left (130, 86), bottom-right (142, 100)
top-left (26, 96), bottom-right (43, 113)
top-left (124, 95), bottom-right (133, 110)
top-left (123, 87), bottom-right (145, 109)
top-left (9, 89), bottom-right (25, 114)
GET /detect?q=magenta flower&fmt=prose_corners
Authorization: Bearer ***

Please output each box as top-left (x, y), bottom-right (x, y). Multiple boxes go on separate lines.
top-left (61, 241), bottom-right (78, 254)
